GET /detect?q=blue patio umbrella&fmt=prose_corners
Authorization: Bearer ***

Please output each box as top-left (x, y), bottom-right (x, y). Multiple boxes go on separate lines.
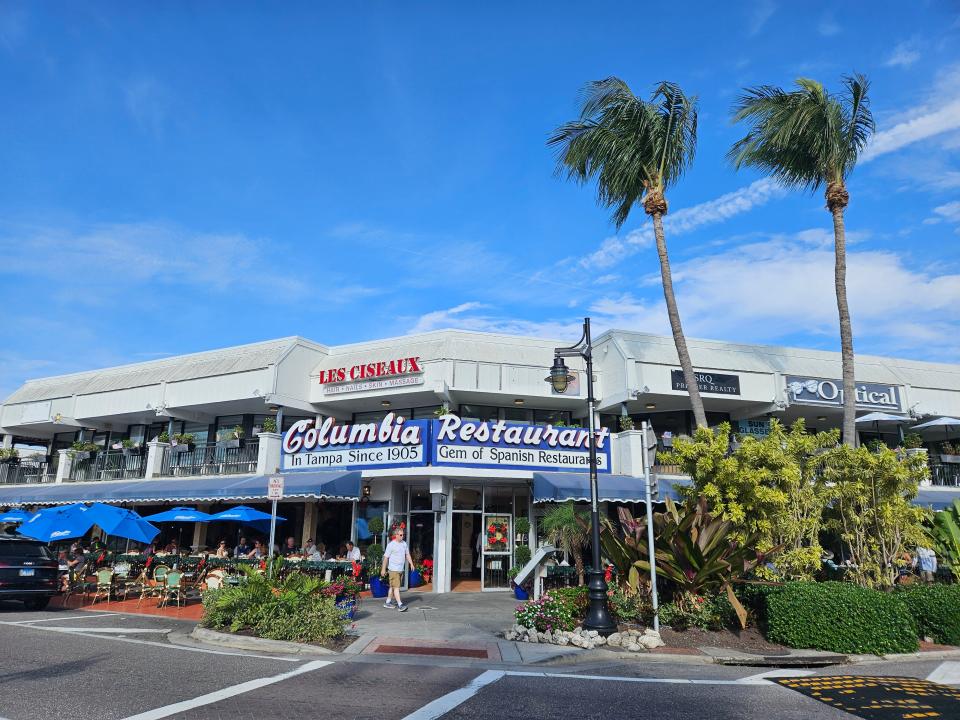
top-left (0, 508), bottom-right (32, 524)
top-left (142, 506), bottom-right (213, 523)
top-left (207, 506), bottom-right (286, 524)
top-left (17, 504), bottom-right (94, 543)
top-left (82, 503), bottom-right (159, 545)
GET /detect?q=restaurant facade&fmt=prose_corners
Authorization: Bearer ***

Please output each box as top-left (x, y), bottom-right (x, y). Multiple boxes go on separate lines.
top-left (3, 329), bottom-right (960, 593)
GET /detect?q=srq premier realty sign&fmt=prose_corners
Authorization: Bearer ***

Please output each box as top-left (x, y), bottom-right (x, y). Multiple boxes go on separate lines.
top-left (281, 414), bottom-right (611, 473)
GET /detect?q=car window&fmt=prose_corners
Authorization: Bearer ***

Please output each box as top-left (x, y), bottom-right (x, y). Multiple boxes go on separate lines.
top-left (0, 542), bottom-right (53, 559)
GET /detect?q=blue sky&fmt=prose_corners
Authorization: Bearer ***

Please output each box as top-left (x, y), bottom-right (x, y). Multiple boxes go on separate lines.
top-left (1, 2), bottom-right (959, 399)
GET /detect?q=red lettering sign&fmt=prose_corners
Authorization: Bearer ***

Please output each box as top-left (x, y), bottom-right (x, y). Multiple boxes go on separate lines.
top-left (317, 356), bottom-right (423, 385)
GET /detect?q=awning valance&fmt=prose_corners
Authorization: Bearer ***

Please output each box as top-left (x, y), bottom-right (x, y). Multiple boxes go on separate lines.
top-left (533, 472), bottom-right (690, 504)
top-left (0, 470), bottom-right (362, 506)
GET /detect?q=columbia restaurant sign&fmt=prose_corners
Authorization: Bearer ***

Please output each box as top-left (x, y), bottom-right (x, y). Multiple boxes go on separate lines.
top-left (785, 376), bottom-right (903, 411)
top-left (317, 356), bottom-right (424, 395)
top-left (282, 413), bottom-right (612, 473)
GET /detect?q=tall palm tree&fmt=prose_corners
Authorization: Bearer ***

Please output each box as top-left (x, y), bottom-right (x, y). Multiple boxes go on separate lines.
top-left (729, 76), bottom-right (874, 447)
top-left (549, 78), bottom-right (708, 429)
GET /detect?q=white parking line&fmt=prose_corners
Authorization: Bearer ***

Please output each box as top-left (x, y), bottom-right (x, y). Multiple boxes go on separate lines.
top-left (505, 669), bottom-right (808, 686)
top-left (36, 626), bottom-right (172, 634)
top-left (7, 613), bottom-right (119, 624)
top-left (736, 669), bottom-right (816, 684)
top-left (400, 671), bottom-right (505, 720)
top-left (0, 619), bottom-right (301, 662)
top-left (119, 659), bottom-right (332, 720)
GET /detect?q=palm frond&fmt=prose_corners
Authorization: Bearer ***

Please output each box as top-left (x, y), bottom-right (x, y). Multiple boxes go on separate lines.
top-left (548, 77), bottom-right (698, 228)
top-left (728, 74), bottom-right (875, 191)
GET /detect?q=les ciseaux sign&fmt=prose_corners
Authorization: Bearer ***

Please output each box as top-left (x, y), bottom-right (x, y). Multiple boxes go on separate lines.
top-left (317, 356), bottom-right (424, 395)
top-left (786, 376), bottom-right (902, 411)
top-left (282, 413), bottom-right (611, 473)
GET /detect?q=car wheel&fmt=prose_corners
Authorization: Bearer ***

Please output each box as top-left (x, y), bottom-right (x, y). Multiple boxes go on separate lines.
top-left (23, 597), bottom-right (50, 611)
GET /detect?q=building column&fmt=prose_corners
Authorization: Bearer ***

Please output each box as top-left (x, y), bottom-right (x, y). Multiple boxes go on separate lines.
top-left (302, 501), bottom-right (317, 548)
top-left (144, 441), bottom-right (169, 479)
top-left (256, 432), bottom-right (282, 475)
top-left (55, 450), bottom-right (73, 484)
top-left (1, 434), bottom-right (12, 449)
top-left (192, 504), bottom-right (211, 551)
top-left (429, 476), bottom-right (451, 594)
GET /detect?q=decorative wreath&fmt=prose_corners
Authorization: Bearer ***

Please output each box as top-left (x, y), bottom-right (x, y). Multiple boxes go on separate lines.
top-left (390, 520), bottom-right (406, 536)
top-left (486, 522), bottom-right (509, 548)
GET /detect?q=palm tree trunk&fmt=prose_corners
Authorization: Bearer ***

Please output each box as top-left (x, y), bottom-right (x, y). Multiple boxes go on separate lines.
top-left (651, 212), bottom-right (708, 428)
top-left (831, 204), bottom-right (857, 447)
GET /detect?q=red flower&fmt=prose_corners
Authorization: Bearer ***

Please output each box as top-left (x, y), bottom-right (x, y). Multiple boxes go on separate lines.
top-left (351, 561), bottom-right (362, 578)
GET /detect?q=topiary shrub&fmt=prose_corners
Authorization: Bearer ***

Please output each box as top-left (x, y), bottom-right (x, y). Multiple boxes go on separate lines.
top-left (766, 581), bottom-right (917, 655)
top-left (514, 545), bottom-right (532, 569)
top-left (896, 584), bottom-right (960, 646)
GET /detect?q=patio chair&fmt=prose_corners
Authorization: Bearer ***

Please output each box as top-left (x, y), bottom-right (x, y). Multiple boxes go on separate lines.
top-left (158, 571), bottom-right (183, 608)
top-left (118, 568), bottom-right (147, 601)
top-left (136, 565), bottom-right (171, 607)
top-left (61, 565), bottom-right (90, 606)
top-left (89, 569), bottom-right (115, 605)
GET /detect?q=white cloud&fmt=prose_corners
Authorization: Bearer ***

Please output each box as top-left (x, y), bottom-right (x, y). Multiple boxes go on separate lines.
top-left (926, 201), bottom-right (960, 229)
top-left (581, 178), bottom-right (786, 269)
top-left (124, 76), bottom-right (174, 138)
top-left (885, 41), bottom-right (921, 68)
top-left (409, 229), bottom-right (960, 363)
top-left (748, 0), bottom-right (776, 36)
top-left (818, 15), bottom-right (840, 37)
top-left (863, 64), bottom-right (960, 162)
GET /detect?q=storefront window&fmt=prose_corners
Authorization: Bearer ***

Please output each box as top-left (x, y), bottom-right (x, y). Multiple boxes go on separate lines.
top-left (409, 487), bottom-right (431, 511)
top-left (534, 409), bottom-right (573, 426)
top-left (459, 405), bottom-right (499, 422)
top-left (356, 501), bottom-right (387, 550)
top-left (411, 406), bottom-right (442, 419)
top-left (353, 411), bottom-right (388, 424)
top-left (503, 407), bottom-right (532, 423)
top-left (453, 486), bottom-right (482, 511)
top-left (216, 415), bottom-right (244, 441)
top-left (484, 486), bottom-right (512, 513)
top-left (183, 422), bottom-right (209, 445)
top-left (281, 415), bottom-right (313, 432)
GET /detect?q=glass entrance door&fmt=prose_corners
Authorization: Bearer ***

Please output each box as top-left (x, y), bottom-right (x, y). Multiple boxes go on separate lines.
top-left (481, 513), bottom-right (512, 590)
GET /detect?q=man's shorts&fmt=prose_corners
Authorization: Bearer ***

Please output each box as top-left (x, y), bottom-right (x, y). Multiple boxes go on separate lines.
top-left (388, 570), bottom-right (403, 589)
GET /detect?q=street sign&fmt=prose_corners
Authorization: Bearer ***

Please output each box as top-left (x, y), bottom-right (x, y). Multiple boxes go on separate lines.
top-left (268, 475), bottom-right (284, 500)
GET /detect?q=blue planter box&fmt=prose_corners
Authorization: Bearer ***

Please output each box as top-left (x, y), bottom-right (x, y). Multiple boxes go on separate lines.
top-left (409, 570), bottom-right (423, 588)
top-left (369, 576), bottom-right (388, 598)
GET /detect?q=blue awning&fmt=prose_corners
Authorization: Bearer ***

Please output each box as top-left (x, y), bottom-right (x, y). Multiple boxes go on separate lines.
top-left (0, 470), bottom-right (362, 506)
top-left (533, 472), bottom-right (689, 504)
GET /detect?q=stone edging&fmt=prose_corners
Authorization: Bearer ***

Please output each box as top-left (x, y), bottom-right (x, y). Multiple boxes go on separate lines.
top-left (189, 626), bottom-right (338, 655)
top-left (505, 624), bottom-right (665, 652)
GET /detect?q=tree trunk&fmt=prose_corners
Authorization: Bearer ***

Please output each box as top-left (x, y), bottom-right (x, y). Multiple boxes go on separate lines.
top-left (831, 204), bottom-right (857, 447)
top-left (651, 212), bottom-right (708, 428)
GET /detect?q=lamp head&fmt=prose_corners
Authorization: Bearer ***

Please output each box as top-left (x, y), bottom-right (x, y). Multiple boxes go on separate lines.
top-left (546, 357), bottom-right (574, 394)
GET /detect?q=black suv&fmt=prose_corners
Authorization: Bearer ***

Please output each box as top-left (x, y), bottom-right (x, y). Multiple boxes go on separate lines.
top-left (0, 534), bottom-right (58, 610)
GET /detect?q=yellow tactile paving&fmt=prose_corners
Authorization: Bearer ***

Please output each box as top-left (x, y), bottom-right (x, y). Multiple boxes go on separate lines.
top-left (775, 675), bottom-right (960, 719)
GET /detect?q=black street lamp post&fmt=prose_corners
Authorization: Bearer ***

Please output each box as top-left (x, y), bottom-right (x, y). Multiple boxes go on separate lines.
top-left (546, 317), bottom-right (616, 635)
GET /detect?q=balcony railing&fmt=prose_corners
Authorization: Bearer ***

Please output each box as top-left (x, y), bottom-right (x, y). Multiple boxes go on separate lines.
top-left (930, 464), bottom-right (960, 487)
top-left (69, 450), bottom-right (147, 482)
top-left (160, 440), bottom-right (259, 478)
top-left (0, 461), bottom-right (52, 485)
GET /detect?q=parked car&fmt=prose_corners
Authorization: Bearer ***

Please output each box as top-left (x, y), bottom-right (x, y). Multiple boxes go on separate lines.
top-left (0, 533), bottom-right (59, 610)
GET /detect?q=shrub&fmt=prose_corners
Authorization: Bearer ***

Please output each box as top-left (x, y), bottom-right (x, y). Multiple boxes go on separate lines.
top-left (514, 545), bottom-right (532, 568)
top-left (896, 584), bottom-right (960, 646)
top-left (514, 517), bottom-right (531, 536)
top-left (766, 582), bottom-right (917, 655)
top-left (607, 583), bottom-right (652, 625)
top-left (514, 586), bottom-right (588, 632)
top-left (659, 591), bottom-right (737, 631)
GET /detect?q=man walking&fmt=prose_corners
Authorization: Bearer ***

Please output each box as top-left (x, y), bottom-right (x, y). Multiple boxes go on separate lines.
top-left (381, 526), bottom-right (414, 612)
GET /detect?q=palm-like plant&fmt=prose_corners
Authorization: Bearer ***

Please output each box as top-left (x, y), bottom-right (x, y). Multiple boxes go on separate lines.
top-left (929, 499), bottom-right (960, 581)
top-left (549, 78), bottom-right (707, 428)
top-left (541, 502), bottom-right (591, 586)
top-left (729, 76), bottom-right (875, 446)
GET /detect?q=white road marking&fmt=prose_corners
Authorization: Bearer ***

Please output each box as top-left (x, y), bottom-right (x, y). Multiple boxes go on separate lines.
top-left (736, 669), bottom-right (816, 684)
top-left (0, 619), bottom-right (300, 662)
top-left (119, 659), bottom-right (332, 720)
top-left (35, 626), bottom-right (171, 634)
top-left (927, 661), bottom-right (960, 686)
top-left (504, 670), bottom-right (805, 686)
top-left (401, 670), bottom-right (505, 720)
top-left (8, 613), bottom-right (119, 624)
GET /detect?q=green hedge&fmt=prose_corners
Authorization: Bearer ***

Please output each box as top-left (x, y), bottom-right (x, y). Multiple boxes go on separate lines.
top-left (896, 584), bottom-right (960, 646)
top-left (766, 582), bottom-right (918, 655)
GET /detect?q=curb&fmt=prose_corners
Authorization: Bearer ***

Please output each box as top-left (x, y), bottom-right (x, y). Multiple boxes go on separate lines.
top-left (851, 648), bottom-right (960, 664)
top-left (189, 626), bottom-right (341, 655)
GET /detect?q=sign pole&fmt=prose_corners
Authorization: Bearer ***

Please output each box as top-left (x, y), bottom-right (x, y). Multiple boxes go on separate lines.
top-left (642, 421), bottom-right (660, 632)
top-left (267, 473), bottom-right (284, 562)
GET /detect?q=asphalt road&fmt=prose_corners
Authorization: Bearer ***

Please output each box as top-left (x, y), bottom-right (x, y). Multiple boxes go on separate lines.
top-left (1, 602), bottom-right (957, 720)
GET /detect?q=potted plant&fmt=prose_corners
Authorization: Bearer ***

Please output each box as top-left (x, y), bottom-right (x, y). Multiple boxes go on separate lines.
top-left (434, 404), bottom-right (454, 417)
top-left (171, 433), bottom-right (195, 453)
top-left (120, 438), bottom-right (141, 456)
top-left (217, 425), bottom-right (244, 449)
top-left (69, 441), bottom-right (99, 461)
top-left (618, 415), bottom-right (635, 431)
top-left (0, 447), bottom-right (18, 464)
top-left (417, 558), bottom-right (433, 584)
top-left (903, 433), bottom-right (926, 456)
top-left (157, 431), bottom-right (170, 443)
top-left (261, 417), bottom-right (277, 433)
top-left (941, 442), bottom-right (960, 464)
top-left (508, 566), bottom-right (529, 600)
top-left (364, 542), bottom-right (387, 598)
top-left (409, 550), bottom-right (423, 587)
top-left (514, 516), bottom-right (531, 544)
